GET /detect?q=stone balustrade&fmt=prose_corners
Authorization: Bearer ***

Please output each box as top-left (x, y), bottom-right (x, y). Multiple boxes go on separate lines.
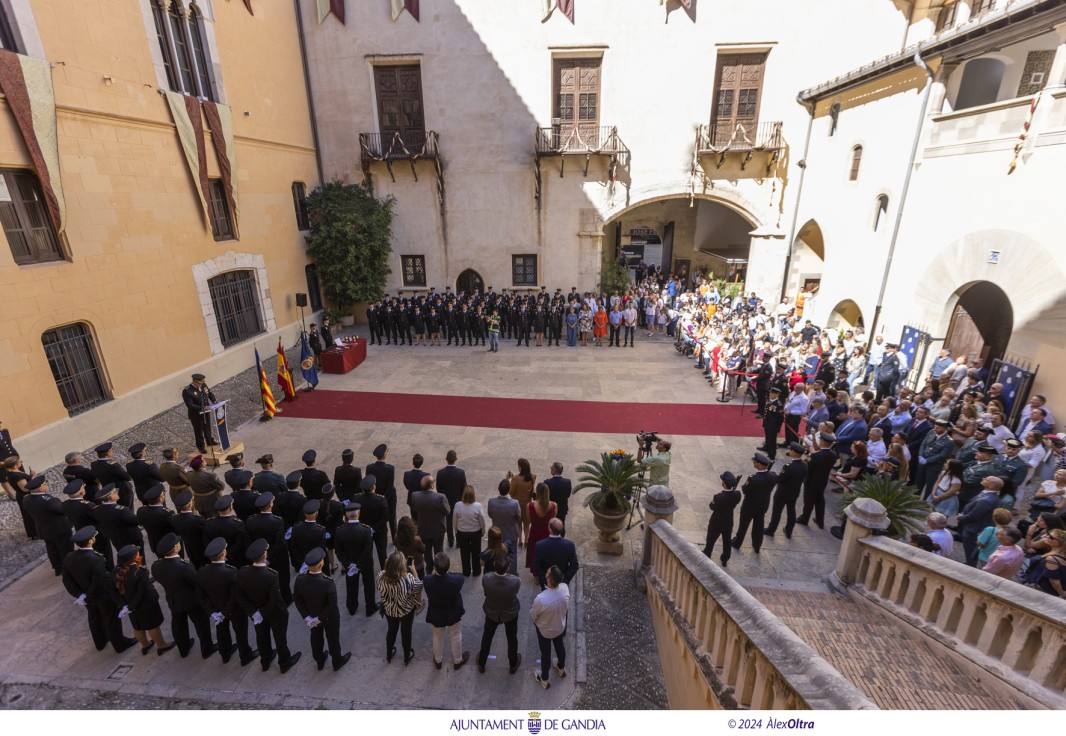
top-left (644, 520), bottom-right (876, 710)
top-left (851, 534), bottom-right (1066, 703)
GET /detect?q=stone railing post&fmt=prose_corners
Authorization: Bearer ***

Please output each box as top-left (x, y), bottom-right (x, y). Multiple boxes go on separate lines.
top-left (636, 484), bottom-right (677, 592)
top-left (830, 497), bottom-right (889, 592)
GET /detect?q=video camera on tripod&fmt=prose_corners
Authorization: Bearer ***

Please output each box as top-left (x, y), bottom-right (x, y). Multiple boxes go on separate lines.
top-left (636, 430), bottom-right (660, 455)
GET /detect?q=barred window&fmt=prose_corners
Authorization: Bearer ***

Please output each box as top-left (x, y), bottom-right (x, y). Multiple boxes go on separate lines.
top-left (401, 255), bottom-right (427, 287)
top-left (42, 323), bottom-right (110, 416)
top-left (512, 254), bottom-right (538, 286)
top-left (209, 270), bottom-right (264, 348)
top-left (0, 169), bottom-right (63, 265)
top-left (208, 179), bottom-right (234, 241)
top-left (292, 182), bottom-right (309, 231)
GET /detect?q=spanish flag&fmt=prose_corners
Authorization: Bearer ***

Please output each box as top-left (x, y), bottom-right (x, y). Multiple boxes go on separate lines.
top-left (277, 339), bottom-right (297, 401)
top-left (255, 348), bottom-right (278, 419)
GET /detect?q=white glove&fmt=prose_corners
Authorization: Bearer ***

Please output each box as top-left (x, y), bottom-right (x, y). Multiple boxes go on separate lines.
top-left (324, 532), bottom-right (331, 540)
top-left (305, 616), bottom-right (320, 629)
top-left (918, 456), bottom-right (927, 465)
top-left (251, 611), bottom-right (263, 625)
top-left (284, 528), bottom-right (293, 540)
top-left (210, 611), bottom-right (224, 625)
top-left (347, 563), bottom-right (358, 577)
top-left (299, 563), bottom-right (309, 574)
top-left (74, 594), bottom-right (87, 607)
top-left (118, 605), bottom-right (130, 619)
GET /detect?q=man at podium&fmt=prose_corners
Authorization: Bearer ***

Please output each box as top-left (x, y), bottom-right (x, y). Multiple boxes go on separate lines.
top-left (182, 373), bottom-right (218, 453)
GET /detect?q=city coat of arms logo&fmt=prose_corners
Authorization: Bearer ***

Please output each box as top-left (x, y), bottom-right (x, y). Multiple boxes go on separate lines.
top-left (527, 712), bottom-right (542, 735)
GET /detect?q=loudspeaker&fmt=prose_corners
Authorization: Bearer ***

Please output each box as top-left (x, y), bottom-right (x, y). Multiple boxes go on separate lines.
top-left (295, 293), bottom-right (308, 308)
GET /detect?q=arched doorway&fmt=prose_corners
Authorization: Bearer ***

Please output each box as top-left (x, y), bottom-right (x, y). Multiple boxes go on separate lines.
top-left (787, 219), bottom-right (825, 299)
top-left (945, 282), bottom-right (1012, 365)
top-left (827, 299), bottom-right (863, 330)
top-left (456, 269), bottom-right (484, 295)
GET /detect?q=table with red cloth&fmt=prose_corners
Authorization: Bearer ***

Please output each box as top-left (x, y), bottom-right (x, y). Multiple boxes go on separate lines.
top-left (320, 338), bottom-right (366, 374)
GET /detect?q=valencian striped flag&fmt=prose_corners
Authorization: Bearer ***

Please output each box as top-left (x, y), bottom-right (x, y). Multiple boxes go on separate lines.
top-left (276, 339), bottom-right (297, 401)
top-left (255, 348), bottom-right (278, 418)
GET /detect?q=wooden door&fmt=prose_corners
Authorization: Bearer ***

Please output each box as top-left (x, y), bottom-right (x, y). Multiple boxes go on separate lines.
top-left (553, 58), bottom-right (601, 149)
top-left (710, 54), bottom-right (766, 147)
top-left (374, 64), bottom-right (426, 152)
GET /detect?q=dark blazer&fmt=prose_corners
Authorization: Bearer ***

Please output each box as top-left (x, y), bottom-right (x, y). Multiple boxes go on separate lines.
top-left (151, 556), bottom-right (202, 613)
top-left (332, 464), bottom-right (363, 501)
top-left (289, 520), bottom-right (330, 572)
top-left (410, 490), bottom-right (450, 541)
top-left (334, 521), bottom-right (375, 573)
top-left (958, 491), bottom-right (999, 536)
top-left (23, 492), bottom-right (71, 540)
top-left (533, 535), bottom-right (579, 585)
top-left (807, 448), bottom-right (839, 488)
top-left (63, 464), bottom-right (100, 496)
top-left (299, 468), bottom-right (330, 501)
top-left (775, 459), bottom-right (809, 502)
top-left (61, 497), bottom-right (100, 531)
top-left (364, 461), bottom-right (397, 500)
top-left (707, 489), bottom-right (742, 528)
top-left (169, 511), bottom-right (208, 568)
top-left (252, 470), bottom-right (287, 497)
top-left (244, 512), bottom-right (289, 568)
top-left (95, 502), bottom-right (144, 550)
top-left (906, 419), bottom-right (933, 458)
top-left (435, 465), bottom-right (467, 506)
top-left (196, 560), bottom-right (239, 617)
top-left (403, 469), bottom-right (429, 496)
top-left (136, 504), bottom-right (175, 555)
top-left (423, 571), bottom-right (465, 627)
top-left (740, 471), bottom-right (778, 514)
top-left (127, 459), bottom-right (164, 503)
top-left (230, 489), bottom-right (260, 522)
top-left (294, 572), bottom-right (340, 624)
top-left (481, 572), bottom-right (521, 622)
top-left (62, 548), bottom-right (112, 603)
top-left (274, 489), bottom-right (306, 529)
top-left (235, 564), bottom-right (288, 621)
top-left (354, 492), bottom-right (389, 537)
top-left (543, 475), bottom-right (573, 519)
top-left (203, 515), bottom-right (248, 567)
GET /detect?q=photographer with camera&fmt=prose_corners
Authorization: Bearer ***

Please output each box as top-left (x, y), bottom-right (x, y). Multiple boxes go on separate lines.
top-left (637, 432), bottom-right (672, 488)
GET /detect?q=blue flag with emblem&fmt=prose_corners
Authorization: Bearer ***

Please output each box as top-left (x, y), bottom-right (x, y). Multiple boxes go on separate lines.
top-left (996, 361), bottom-right (1027, 416)
top-left (299, 331), bottom-right (319, 389)
top-left (899, 325), bottom-right (921, 376)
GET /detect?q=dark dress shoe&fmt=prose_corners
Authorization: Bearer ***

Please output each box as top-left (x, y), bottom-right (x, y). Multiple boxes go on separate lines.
top-left (220, 644), bottom-right (238, 663)
top-left (333, 653), bottom-right (351, 672)
top-left (141, 642), bottom-right (155, 656)
top-left (454, 652), bottom-right (470, 671)
top-left (157, 642), bottom-right (177, 656)
top-left (280, 651), bottom-right (302, 674)
top-left (179, 638), bottom-right (195, 658)
top-left (830, 526), bottom-right (845, 540)
top-left (347, 607), bottom-right (357, 616)
top-left (387, 647), bottom-right (396, 663)
top-left (115, 637), bottom-right (138, 654)
top-left (730, 541), bottom-right (741, 550)
top-left (404, 649), bottom-right (415, 666)
top-left (509, 653), bottom-right (522, 675)
top-left (240, 648), bottom-right (259, 666)
top-left (316, 657), bottom-right (327, 672)
top-left (434, 659), bottom-right (443, 670)
top-left (201, 643), bottom-right (218, 660)
top-left (261, 651), bottom-right (276, 671)
top-left (365, 603), bottom-right (379, 618)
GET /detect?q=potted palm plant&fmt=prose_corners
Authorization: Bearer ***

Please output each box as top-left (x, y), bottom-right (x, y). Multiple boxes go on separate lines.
top-left (838, 475), bottom-right (930, 538)
top-left (575, 449), bottom-right (648, 553)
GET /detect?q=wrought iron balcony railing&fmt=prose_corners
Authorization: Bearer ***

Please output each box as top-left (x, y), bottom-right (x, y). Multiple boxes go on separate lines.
top-left (359, 130), bottom-right (444, 213)
top-left (695, 121), bottom-right (784, 153)
top-left (533, 125), bottom-right (631, 206)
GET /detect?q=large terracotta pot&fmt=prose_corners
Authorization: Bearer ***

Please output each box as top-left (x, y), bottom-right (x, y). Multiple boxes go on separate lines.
top-left (590, 504), bottom-right (628, 544)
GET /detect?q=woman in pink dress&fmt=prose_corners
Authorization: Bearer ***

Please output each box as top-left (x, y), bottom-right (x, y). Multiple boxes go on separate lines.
top-left (526, 482), bottom-right (557, 572)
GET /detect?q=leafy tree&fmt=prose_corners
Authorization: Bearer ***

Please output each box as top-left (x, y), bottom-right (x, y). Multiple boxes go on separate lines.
top-left (599, 259), bottom-right (632, 296)
top-left (304, 181), bottom-right (394, 311)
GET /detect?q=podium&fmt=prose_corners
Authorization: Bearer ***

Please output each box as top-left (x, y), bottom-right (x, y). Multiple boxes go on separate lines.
top-left (201, 400), bottom-right (244, 467)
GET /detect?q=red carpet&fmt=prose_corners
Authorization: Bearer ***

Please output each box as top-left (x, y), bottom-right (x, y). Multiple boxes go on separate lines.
top-left (276, 390), bottom-right (763, 437)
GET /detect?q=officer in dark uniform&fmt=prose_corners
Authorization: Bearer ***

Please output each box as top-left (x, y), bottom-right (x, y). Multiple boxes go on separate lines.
top-left (365, 444), bottom-right (398, 540)
top-left (23, 476), bottom-right (72, 575)
top-left (169, 489), bottom-right (208, 568)
top-left (367, 302), bottom-right (382, 346)
top-left (770, 365), bottom-right (790, 401)
top-left (380, 303), bottom-right (394, 345)
top-left (426, 307), bottom-right (441, 346)
top-left (276, 471), bottom-right (307, 530)
top-left (135, 484), bottom-right (174, 559)
top-left (229, 469), bottom-right (260, 522)
top-left (223, 453), bottom-right (247, 492)
top-left (94, 483), bottom-right (143, 551)
top-left (516, 306), bottom-right (531, 347)
top-left (252, 454), bottom-right (287, 496)
top-left (332, 449), bottom-right (362, 502)
top-left (294, 547), bottom-right (351, 672)
top-left (196, 537), bottom-right (257, 665)
top-left (758, 387), bottom-right (785, 461)
top-left (960, 444), bottom-right (1002, 508)
top-left (396, 302), bottom-right (410, 346)
top-left (334, 501), bottom-right (378, 616)
top-left (63, 452), bottom-right (100, 499)
top-left (797, 432), bottom-right (839, 529)
top-left (245, 492), bottom-right (292, 605)
top-left (550, 300), bottom-right (564, 347)
top-left (91, 443), bottom-right (135, 508)
top-left (63, 526), bottom-right (136, 653)
top-left (299, 450), bottom-right (330, 501)
top-left (752, 359), bottom-right (773, 418)
top-left (764, 443), bottom-right (809, 539)
top-left (319, 483), bottom-right (344, 571)
top-left (703, 472), bottom-right (742, 567)
top-left (235, 538), bottom-right (302, 673)
top-left (182, 373), bottom-right (218, 453)
top-left (999, 439), bottom-right (1030, 490)
top-left (457, 304), bottom-right (471, 346)
top-left (152, 532), bottom-right (217, 659)
top-left (126, 443), bottom-right (164, 505)
top-left (61, 479), bottom-right (112, 567)
top-left (354, 475), bottom-right (389, 568)
top-left (731, 453), bottom-right (779, 554)
top-left (289, 499), bottom-right (331, 575)
top-left (204, 495), bottom-right (249, 567)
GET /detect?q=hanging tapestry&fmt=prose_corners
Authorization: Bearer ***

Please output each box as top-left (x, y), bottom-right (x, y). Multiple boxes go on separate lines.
top-left (203, 101), bottom-right (240, 238)
top-left (164, 91), bottom-right (210, 224)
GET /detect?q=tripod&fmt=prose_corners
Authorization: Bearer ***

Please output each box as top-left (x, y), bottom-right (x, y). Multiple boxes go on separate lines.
top-left (626, 463), bottom-right (647, 531)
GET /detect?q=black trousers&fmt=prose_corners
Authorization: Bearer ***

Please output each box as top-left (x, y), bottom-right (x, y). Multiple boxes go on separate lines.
top-left (423, 535), bottom-right (444, 571)
top-left (274, 555), bottom-right (292, 605)
top-left (762, 421), bottom-right (782, 459)
top-left (255, 613), bottom-right (293, 667)
top-left (457, 530), bottom-right (483, 576)
top-left (798, 480), bottom-right (828, 527)
top-left (171, 604), bottom-right (214, 656)
top-left (765, 491), bottom-right (799, 537)
top-left (385, 611), bottom-right (414, 655)
top-left (703, 523), bottom-right (733, 564)
top-left (551, 326), bottom-right (561, 346)
top-left (478, 616), bottom-right (518, 669)
top-left (15, 491), bottom-right (35, 538)
top-left (373, 527), bottom-right (388, 569)
top-left (755, 385), bottom-right (768, 415)
top-left (783, 415), bottom-right (803, 445)
top-left (609, 324), bottom-right (621, 346)
top-left (43, 533), bottom-right (73, 574)
top-left (189, 414), bottom-right (215, 451)
top-left (215, 612), bottom-right (253, 661)
top-left (310, 618), bottom-right (343, 665)
top-left (516, 329), bottom-right (530, 347)
top-left (732, 505), bottom-right (768, 552)
top-left (344, 569), bottom-right (376, 613)
top-left (384, 490), bottom-right (398, 541)
top-left (445, 504), bottom-right (457, 547)
top-left (86, 599), bottom-right (128, 651)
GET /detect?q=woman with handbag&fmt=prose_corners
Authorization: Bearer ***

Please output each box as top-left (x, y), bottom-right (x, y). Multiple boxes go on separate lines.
top-left (376, 551), bottom-right (424, 665)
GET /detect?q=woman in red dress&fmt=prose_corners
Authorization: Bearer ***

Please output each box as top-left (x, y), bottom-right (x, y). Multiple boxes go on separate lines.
top-left (526, 482), bottom-right (557, 573)
top-left (592, 305), bottom-right (609, 347)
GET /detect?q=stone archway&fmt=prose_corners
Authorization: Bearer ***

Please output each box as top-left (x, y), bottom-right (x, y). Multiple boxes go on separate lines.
top-left (827, 298), bottom-right (863, 329)
top-left (456, 268), bottom-right (484, 295)
top-left (945, 282), bottom-right (1013, 365)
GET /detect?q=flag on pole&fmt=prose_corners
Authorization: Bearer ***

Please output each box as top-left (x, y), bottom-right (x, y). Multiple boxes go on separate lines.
top-left (277, 339), bottom-right (297, 401)
top-left (300, 332), bottom-right (319, 390)
top-left (255, 348), bottom-right (278, 418)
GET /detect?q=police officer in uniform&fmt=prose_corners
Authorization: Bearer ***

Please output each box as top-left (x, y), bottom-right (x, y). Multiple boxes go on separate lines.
top-left (94, 483), bottom-right (143, 552)
top-left (91, 443), bottom-right (135, 509)
top-left (223, 453), bottom-right (247, 492)
top-left (960, 444), bottom-right (1002, 508)
top-left (276, 471), bottom-right (307, 530)
top-left (229, 469), bottom-right (260, 522)
top-left (758, 386), bottom-right (785, 461)
top-left (126, 443), bottom-right (164, 505)
top-left (289, 499), bottom-right (331, 575)
top-left (299, 450), bottom-right (330, 501)
top-left (354, 475), bottom-right (389, 568)
top-left (235, 538), bottom-right (302, 673)
top-left (152, 532), bottom-right (217, 659)
top-left (332, 449), bottom-right (363, 502)
top-left (999, 439), bottom-right (1030, 490)
top-left (63, 452), bottom-right (100, 500)
top-left (752, 358), bottom-right (773, 418)
top-left (182, 373), bottom-right (218, 453)
top-left (252, 454), bottom-right (288, 496)
top-left (61, 479), bottom-right (112, 567)
top-left (169, 489), bottom-right (208, 568)
top-left (365, 444), bottom-right (398, 541)
top-left (730, 453), bottom-right (779, 554)
top-left (703, 472), bottom-right (742, 567)
top-left (764, 443), bottom-right (809, 539)
top-left (797, 432), bottom-right (839, 529)
top-left (204, 495), bottom-right (249, 566)
top-left (294, 547), bottom-right (351, 672)
top-left (135, 484), bottom-right (174, 559)
top-left (334, 501), bottom-right (378, 616)
top-left (915, 419), bottom-right (955, 496)
top-left (245, 492), bottom-right (293, 605)
top-left (196, 537), bottom-right (257, 665)
top-left (63, 526), bottom-right (136, 653)
top-left (23, 476), bottom-right (72, 575)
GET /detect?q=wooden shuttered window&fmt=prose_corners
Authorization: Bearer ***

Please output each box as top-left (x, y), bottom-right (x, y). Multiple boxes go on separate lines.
top-left (553, 58), bottom-right (601, 148)
top-left (374, 64), bottom-right (427, 150)
top-left (709, 53), bottom-right (767, 147)
top-left (0, 169), bottom-right (63, 265)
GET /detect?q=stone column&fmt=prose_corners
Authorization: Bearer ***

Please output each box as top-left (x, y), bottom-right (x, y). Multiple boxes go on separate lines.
top-left (829, 498), bottom-right (890, 592)
top-left (929, 62), bottom-right (960, 115)
top-left (1043, 23), bottom-right (1066, 91)
top-left (744, 229), bottom-right (787, 301)
top-left (577, 208), bottom-right (605, 292)
top-left (635, 485), bottom-right (678, 592)
top-left (955, 1), bottom-right (972, 26)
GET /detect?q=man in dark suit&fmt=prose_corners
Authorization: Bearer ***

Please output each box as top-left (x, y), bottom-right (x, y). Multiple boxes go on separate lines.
top-left (289, 499), bottom-right (332, 575)
top-left (764, 443), bottom-right (809, 540)
top-left (63, 452), bottom-right (100, 500)
top-left (402, 453), bottom-right (429, 521)
top-left (487, 479), bottom-right (521, 575)
top-left (958, 476), bottom-right (1003, 567)
top-left (204, 496), bottom-right (248, 568)
top-left (294, 547), bottom-right (350, 672)
top-left (182, 373), bottom-right (217, 453)
top-left (23, 476), bottom-right (72, 575)
top-left (223, 453), bottom-right (247, 492)
top-left (229, 469), bottom-right (259, 523)
top-left (152, 532), bottom-right (217, 659)
top-left (135, 484), bottom-right (174, 559)
top-left (334, 501), bottom-right (378, 617)
top-left (424, 552), bottom-right (469, 670)
top-left (299, 450), bottom-right (330, 501)
top-left (476, 555), bottom-right (522, 675)
top-left (703, 472), bottom-right (742, 566)
top-left (332, 449), bottom-right (362, 502)
top-left (244, 492), bottom-right (292, 605)
top-left (365, 443), bottom-right (398, 541)
top-left (410, 475), bottom-right (450, 571)
top-left (235, 538), bottom-right (301, 673)
top-left (94, 484), bottom-right (143, 551)
top-left (252, 454), bottom-right (287, 497)
top-left (169, 489), bottom-right (208, 568)
top-left (797, 432), bottom-right (839, 529)
top-left (543, 463), bottom-right (572, 521)
top-left (354, 476), bottom-right (389, 568)
top-left (91, 443), bottom-right (134, 509)
top-left (61, 479), bottom-right (112, 567)
top-left (126, 443), bottom-right (164, 505)
top-left (62, 526), bottom-right (136, 653)
top-left (905, 407), bottom-right (933, 485)
top-left (275, 471), bottom-right (307, 531)
top-left (532, 518), bottom-right (579, 588)
top-left (196, 537), bottom-right (256, 666)
top-left (730, 453), bottom-right (778, 554)
top-left (435, 450), bottom-right (467, 548)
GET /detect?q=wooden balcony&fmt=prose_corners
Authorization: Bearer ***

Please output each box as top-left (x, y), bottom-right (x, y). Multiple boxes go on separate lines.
top-left (359, 131), bottom-right (444, 212)
top-left (534, 125), bottom-right (631, 206)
